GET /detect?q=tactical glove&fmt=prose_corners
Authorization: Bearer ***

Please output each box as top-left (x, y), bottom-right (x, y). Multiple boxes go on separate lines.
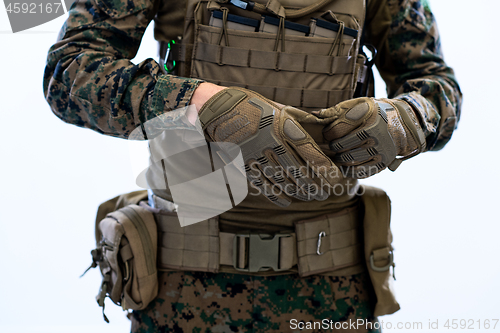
top-left (314, 97), bottom-right (426, 178)
top-left (199, 87), bottom-right (342, 207)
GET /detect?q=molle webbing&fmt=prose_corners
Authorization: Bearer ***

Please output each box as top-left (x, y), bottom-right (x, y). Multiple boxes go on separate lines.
top-left (201, 80), bottom-right (353, 108)
top-left (295, 207), bottom-right (362, 276)
top-left (156, 213), bottom-right (221, 272)
top-left (193, 43), bottom-right (356, 74)
top-left (158, 0), bottom-right (367, 110)
top-left (152, 195), bottom-right (362, 276)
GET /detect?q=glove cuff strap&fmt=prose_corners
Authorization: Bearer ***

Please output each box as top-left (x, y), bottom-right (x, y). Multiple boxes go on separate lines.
top-left (198, 88), bottom-right (248, 130)
top-left (388, 100), bottom-right (426, 171)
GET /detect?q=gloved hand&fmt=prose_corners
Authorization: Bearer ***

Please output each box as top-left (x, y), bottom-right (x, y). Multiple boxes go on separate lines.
top-left (199, 87), bottom-right (343, 207)
top-left (313, 97), bottom-right (426, 178)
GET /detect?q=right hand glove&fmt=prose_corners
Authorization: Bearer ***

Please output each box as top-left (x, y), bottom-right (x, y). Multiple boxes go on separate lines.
top-left (314, 97), bottom-right (426, 178)
top-left (199, 87), bottom-right (343, 207)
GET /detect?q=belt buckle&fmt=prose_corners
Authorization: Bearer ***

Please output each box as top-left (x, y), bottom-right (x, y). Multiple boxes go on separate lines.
top-left (233, 233), bottom-right (290, 272)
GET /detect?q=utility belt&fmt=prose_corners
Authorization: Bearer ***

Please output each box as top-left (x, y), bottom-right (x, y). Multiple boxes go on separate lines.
top-left (150, 194), bottom-right (363, 277)
top-left (86, 186), bottom-right (400, 320)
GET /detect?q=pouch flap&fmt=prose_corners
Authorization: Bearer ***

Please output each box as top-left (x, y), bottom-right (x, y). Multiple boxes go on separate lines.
top-left (106, 205), bottom-right (158, 310)
top-left (360, 185), bottom-right (400, 316)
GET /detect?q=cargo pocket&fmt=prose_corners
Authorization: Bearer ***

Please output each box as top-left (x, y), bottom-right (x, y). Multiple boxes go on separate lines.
top-left (93, 204), bottom-right (158, 315)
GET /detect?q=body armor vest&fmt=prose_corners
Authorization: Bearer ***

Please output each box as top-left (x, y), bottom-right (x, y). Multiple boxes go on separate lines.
top-left (147, 0), bottom-right (372, 230)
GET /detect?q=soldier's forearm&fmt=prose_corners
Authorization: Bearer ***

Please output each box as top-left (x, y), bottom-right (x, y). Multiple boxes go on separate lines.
top-left (367, 0), bottom-right (462, 152)
top-left (43, 0), bottom-right (202, 139)
top-left (190, 82), bottom-right (226, 113)
top-left (393, 74), bottom-right (461, 151)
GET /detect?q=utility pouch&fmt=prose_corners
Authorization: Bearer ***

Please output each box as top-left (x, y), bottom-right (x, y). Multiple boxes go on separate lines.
top-left (295, 206), bottom-right (364, 277)
top-left (84, 191), bottom-right (158, 322)
top-left (360, 185), bottom-right (400, 316)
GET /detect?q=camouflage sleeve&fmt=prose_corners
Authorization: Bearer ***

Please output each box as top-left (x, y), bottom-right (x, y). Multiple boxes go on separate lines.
top-left (43, 0), bottom-right (202, 139)
top-left (366, 0), bottom-right (462, 151)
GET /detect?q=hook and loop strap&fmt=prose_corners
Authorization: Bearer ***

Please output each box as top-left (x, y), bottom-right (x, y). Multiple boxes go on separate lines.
top-left (387, 100), bottom-right (427, 171)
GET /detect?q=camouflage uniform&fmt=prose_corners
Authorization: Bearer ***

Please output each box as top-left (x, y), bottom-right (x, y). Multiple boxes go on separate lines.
top-left (43, 0), bottom-right (461, 331)
top-left (131, 271), bottom-right (379, 333)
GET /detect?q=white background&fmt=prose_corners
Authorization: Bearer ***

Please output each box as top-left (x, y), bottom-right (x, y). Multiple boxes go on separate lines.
top-left (1, 1), bottom-right (499, 332)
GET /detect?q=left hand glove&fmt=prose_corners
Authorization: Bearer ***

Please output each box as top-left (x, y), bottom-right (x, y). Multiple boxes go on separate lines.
top-left (314, 97), bottom-right (426, 178)
top-left (198, 87), bottom-right (344, 206)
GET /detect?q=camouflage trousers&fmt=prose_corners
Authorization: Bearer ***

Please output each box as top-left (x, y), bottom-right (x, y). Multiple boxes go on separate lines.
top-left (130, 271), bottom-right (380, 333)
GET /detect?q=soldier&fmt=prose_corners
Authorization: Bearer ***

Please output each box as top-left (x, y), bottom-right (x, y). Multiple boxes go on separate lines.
top-left (43, 0), bottom-right (461, 332)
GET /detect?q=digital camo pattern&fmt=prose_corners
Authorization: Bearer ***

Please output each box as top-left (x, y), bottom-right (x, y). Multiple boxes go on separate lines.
top-left (43, 0), bottom-right (201, 139)
top-left (366, 0), bottom-right (462, 151)
top-left (44, 0), bottom-right (461, 149)
top-left (131, 271), bottom-right (380, 333)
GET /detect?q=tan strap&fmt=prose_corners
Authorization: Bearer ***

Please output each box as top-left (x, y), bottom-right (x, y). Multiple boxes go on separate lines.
top-left (280, 235), bottom-right (297, 270)
top-left (204, 79), bottom-right (353, 108)
top-left (156, 214), bottom-right (220, 273)
top-left (355, 62), bottom-right (368, 83)
top-left (169, 42), bottom-right (193, 63)
top-left (372, 247), bottom-right (391, 262)
top-left (120, 243), bottom-right (134, 262)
